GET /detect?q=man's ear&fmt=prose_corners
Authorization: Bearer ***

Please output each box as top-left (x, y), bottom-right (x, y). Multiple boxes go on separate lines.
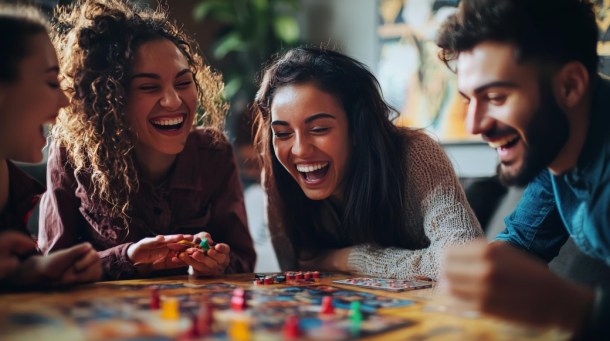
top-left (553, 62), bottom-right (589, 109)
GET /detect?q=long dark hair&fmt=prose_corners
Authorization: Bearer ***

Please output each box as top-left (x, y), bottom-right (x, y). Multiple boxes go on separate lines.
top-left (253, 47), bottom-right (422, 258)
top-left (0, 5), bottom-right (49, 82)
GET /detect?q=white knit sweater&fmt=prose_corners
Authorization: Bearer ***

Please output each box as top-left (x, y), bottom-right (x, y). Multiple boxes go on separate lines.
top-left (345, 131), bottom-right (482, 280)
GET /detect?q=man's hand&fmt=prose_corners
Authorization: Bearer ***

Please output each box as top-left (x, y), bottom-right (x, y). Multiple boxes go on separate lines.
top-left (441, 240), bottom-right (594, 332)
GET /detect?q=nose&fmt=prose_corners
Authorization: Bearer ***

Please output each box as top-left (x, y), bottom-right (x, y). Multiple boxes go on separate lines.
top-left (465, 99), bottom-right (493, 135)
top-left (160, 87), bottom-right (182, 111)
top-left (291, 132), bottom-right (312, 157)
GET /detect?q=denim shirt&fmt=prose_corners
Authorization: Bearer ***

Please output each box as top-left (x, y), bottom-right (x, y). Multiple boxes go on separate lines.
top-left (496, 76), bottom-right (610, 266)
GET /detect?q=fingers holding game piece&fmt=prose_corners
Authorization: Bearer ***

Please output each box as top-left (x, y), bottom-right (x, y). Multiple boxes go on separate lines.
top-left (180, 251), bottom-right (222, 276)
top-left (193, 232), bottom-right (213, 245)
top-left (206, 243), bottom-right (230, 268)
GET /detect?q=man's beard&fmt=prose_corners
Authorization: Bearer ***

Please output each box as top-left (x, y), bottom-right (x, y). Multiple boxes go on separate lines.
top-left (498, 85), bottom-right (569, 187)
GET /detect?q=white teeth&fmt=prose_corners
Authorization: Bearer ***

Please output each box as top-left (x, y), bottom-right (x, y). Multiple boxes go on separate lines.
top-left (488, 134), bottom-right (519, 148)
top-left (296, 162), bottom-right (328, 173)
top-left (150, 116), bottom-right (185, 126)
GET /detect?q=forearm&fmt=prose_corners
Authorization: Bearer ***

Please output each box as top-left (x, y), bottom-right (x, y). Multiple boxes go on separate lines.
top-left (98, 243), bottom-right (138, 280)
top-left (347, 245), bottom-right (437, 279)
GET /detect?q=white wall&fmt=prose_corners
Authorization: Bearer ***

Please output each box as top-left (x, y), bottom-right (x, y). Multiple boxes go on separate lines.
top-left (300, 0), bottom-right (379, 71)
top-left (300, 0), bottom-right (498, 178)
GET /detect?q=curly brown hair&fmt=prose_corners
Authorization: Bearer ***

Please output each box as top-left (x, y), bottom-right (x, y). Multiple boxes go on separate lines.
top-left (51, 0), bottom-right (227, 228)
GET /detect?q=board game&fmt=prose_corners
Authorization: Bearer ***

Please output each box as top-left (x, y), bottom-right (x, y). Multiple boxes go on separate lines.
top-left (333, 277), bottom-right (433, 292)
top-left (1, 281), bottom-right (416, 341)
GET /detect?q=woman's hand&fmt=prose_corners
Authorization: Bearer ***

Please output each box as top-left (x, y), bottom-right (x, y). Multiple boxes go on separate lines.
top-left (175, 232), bottom-right (231, 277)
top-left (127, 234), bottom-right (192, 270)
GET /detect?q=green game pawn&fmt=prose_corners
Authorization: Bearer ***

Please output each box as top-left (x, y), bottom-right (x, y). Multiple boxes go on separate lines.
top-left (350, 301), bottom-right (363, 337)
top-left (199, 238), bottom-right (210, 251)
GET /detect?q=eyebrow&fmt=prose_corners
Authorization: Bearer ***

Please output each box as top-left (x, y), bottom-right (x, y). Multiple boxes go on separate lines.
top-left (271, 113), bottom-right (336, 127)
top-left (459, 81), bottom-right (519, 98)
top-left (130, 68), bottom-right (192, 81)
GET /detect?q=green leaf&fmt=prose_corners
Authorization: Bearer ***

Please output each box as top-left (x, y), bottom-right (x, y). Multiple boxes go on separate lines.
top-left (251, 0), bottom-right (269, 12)
top-left (213, 32), bottom-right (247, 59)
top-left (273, 15), bottom-right (300, 44)
top-left (223, 77), bottom-right (243, 99)
top-left (193, 1), bottom-right (236, 23)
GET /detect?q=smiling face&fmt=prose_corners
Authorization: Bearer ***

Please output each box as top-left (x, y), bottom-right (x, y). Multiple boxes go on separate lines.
top-left (0, 33), bottom-right (68, 163)
top-left (457, 41), bottom-right (569, 186)
top-left (270, 83), bottom-right (351, 201)
top-left (124, 38), bottom-right (197, 163)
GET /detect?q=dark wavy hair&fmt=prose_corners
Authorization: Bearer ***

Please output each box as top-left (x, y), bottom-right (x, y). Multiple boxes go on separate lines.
top-left (0, 5), bottom-right (49, 82)
top-left (51, 0), bottom-right (226, 228)
top-left (253, 47), bottom-right (422, 266)
top-left (436, 0), bottom-right (598, 77)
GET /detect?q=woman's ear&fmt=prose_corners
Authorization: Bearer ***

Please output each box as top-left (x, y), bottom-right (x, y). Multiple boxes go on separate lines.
top-left (553, 62), bottom-right (589, 109)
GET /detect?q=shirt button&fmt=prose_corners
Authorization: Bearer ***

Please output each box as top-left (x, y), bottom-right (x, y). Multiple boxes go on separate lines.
top-left (153, 207), bottom-right (162, 215)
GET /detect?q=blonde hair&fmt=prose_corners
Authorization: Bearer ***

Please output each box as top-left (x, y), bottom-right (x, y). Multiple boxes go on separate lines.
top-left (52, 0), bottom-right (227, 228)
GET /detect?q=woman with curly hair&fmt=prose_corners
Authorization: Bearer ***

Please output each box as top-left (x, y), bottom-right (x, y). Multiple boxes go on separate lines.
top-left (38, 0), bottom-right (255, 280)
top-left (0, 4), bottom-right (101, 288)
top-left (253, 47), bottom-right (482, 279)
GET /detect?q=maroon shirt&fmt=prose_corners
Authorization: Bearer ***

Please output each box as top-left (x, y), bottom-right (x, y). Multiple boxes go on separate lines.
top-left (0, 161), bottom-right (44, 236)
top-left (38, 129), bottom-right (256, 280)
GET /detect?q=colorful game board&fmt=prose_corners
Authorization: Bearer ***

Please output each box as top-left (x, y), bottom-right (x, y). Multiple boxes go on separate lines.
top-left (2, 283), bottom-right (415, 340)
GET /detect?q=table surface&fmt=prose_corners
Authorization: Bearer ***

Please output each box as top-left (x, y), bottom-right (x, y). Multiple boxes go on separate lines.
top-left (0, 273), bottom-right (569, 340)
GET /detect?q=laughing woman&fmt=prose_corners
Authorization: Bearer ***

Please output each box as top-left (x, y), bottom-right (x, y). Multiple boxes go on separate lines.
top-left (253, 47), bottom-right (482, 279)
top-left (38, 0), bottom-right (255, 280)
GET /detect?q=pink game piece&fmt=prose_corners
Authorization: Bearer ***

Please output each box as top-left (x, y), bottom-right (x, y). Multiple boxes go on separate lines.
top-left (231, 288), bottom-right (247, 312)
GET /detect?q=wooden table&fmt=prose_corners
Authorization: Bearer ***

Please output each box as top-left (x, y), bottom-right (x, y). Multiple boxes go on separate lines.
top-left (0, 273), bottom-right (569, 340)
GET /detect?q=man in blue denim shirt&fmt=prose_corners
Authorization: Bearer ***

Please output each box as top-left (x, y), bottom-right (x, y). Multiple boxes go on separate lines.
top-left (436, 0), bottom-right (609, 338)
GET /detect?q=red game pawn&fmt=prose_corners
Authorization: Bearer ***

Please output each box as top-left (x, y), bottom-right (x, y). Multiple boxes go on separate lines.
top-left (231, 288), bottom-right (247, 312)
top-left (196, 302), bottom-right (214, 336)
top-left (150, 287), bottom-right (160, 310)
top-left (320, 296), bottom-right (334, 316)
top-left (184, 315), bottom-right (201, 338)
top-left (283, 315), bottom-right (302, 340)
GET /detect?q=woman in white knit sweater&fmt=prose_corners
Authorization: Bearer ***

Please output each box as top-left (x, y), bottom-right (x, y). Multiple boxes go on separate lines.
top-left (252, 47), bottom-right (482, 280)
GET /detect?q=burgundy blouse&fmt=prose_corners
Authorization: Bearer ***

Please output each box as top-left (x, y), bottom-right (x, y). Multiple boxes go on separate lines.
top-left (38, 129), bottom-right (256, 280)
top-left (0, 161), bottom-right (44, 237)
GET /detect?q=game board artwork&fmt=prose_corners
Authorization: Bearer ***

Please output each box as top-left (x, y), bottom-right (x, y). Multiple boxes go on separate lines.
top-left (0, 284), bottom-right (416, 341)
top-left (333, 278), bottom-right (433, 292)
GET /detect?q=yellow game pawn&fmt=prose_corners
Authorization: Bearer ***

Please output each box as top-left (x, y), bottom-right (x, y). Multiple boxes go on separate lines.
top-left (161, 297), bottom-right (180, 320)
top-left (228, 317), bottom-right (250, 341)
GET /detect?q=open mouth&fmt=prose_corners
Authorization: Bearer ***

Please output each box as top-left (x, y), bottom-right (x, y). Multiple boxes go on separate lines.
top-left (149, 114), bottom-right (186, 131)
top-left (296, 162), bottom-right (330, 183)
top-left (487, 133), bottom-right (520, 150)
